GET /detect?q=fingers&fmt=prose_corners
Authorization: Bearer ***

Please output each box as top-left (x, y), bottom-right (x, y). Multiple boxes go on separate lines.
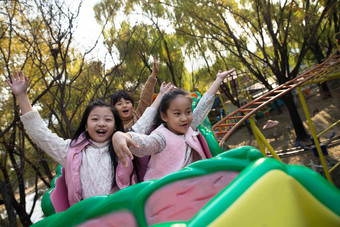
top-left (117, 151), bottom-right (128, 168)
top-left (121, 137), bottom-right (137, 168)
top-left (227, 68), bottom-right (236, 74)
top-left (126, 136), bottom-right (139, 149)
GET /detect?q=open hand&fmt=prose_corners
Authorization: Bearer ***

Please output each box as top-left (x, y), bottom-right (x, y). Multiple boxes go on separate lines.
top-left (216, 68), bottom-right (236, 80)
top-left (159, 81), bottom-right (174, 95)
top-left (6, 71), bottom-right (29, 97)
top-left (112, 131), bottom-right (138, 168)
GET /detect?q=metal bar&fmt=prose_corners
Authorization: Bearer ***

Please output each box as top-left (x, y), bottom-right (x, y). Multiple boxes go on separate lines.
top-left (317, 120), bottom-right (340, 138)
top-left (249, 117), bottom-right (267, 157)
top-left (297, 87), bottom-right (333, 183)
top-left (250, 118), bottom-right (281, 161)
top-left (329, 162), bottom-right (340, 173)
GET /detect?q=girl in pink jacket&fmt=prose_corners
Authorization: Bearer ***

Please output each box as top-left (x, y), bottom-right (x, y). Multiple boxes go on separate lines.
top-left (113, 68), bottom-right (236, 181)
top-left (6, 71), bottom-right (135, 210)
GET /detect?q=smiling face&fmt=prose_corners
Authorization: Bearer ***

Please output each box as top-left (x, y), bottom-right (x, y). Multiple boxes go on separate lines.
top-left (85, 106), bottom-right (116, 143)
top-left (114, 98), bottom-right (134, 121)
top-left (161, 95), bottom-right (193, 135)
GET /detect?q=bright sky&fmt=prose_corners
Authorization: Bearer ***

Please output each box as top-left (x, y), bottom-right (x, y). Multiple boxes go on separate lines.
top-left (73, 0), bottom-right (111, 65)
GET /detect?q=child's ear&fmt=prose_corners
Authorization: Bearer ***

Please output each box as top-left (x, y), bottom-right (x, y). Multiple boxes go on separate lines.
top-left (160, 112), bottom-right (168, 122)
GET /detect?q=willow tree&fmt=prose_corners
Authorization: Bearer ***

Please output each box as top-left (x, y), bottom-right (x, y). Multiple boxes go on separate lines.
top-left (93, 0), bottom-right (192, 90)
top-left (161, 0), bottom-right (337, 140)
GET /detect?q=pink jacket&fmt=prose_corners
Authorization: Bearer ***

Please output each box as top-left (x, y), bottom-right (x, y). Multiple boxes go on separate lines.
top-left (144, 124), bottom-right (211, 181)
top-left (64, 133), bottom-right (136, 206)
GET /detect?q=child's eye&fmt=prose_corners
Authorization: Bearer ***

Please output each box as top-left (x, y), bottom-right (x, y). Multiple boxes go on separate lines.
top-left (105, 118), bottom-right (113, 122)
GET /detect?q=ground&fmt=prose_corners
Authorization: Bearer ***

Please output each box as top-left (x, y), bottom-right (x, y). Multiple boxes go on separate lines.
top-left (221, 79), bottom-right (340, 189)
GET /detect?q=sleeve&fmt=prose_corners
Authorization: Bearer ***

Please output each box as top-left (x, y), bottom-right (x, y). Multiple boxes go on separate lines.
top-left (134, 73), bottom-right (157, 118)
top-left (127, 131), bottom-right (166, 157)
top-left (130, 107), bottom-right (157, 134)
top-left (191, 93), bottom-right (215, 130)
top-left (20, 111), bottom-right (71, 166)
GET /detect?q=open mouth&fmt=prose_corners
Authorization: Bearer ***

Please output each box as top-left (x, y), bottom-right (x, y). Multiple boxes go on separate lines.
top-left (96, 129), bottom-right (107, 135)
top-left (122, 109), bottom-right (129, 114)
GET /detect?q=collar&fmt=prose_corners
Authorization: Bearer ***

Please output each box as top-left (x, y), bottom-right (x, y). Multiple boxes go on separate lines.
top-left (91, 140), bottom-right (110, 148)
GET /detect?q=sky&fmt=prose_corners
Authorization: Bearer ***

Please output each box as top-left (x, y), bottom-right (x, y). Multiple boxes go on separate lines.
top-left (73, 0), bottom-right (111, 65)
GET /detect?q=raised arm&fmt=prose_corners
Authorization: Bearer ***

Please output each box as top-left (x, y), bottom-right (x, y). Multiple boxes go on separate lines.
top-left (135, 55), bottom-right (159, 117)
top-left (6, 71), bottom-right (33, 115)
top-left (7, 71), bottom-right (69, 165)
top-left (191, 68), bottom-right (236, 129)
top-left (206, 68), bottom-right (235, 95)
top-left (150, 82), bottom-right (173, 109)
top-left (131, 81), bottom-right (173, 134)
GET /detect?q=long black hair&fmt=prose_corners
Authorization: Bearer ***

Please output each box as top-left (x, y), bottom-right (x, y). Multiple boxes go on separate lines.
top-left (154, 88), bottom-right (193, 128)
top-left (71, 99), bottom-right (125, 188)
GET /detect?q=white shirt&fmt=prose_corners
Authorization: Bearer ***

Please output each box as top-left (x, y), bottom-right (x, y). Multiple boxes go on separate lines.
top-left (20, 111), bottom-right (116, 199)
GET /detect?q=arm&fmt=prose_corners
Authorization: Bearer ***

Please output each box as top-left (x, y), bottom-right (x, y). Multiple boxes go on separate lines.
top-left (131, 82), bottom-right (173, 134)
top-left (191, 68), bottom-right (235, 129)
top-left (7, 71), bottom-right (69, 165)
top-left (135, 55), bottom-right (159, 118)
top-left (112, 131), bottom-right (166, 167)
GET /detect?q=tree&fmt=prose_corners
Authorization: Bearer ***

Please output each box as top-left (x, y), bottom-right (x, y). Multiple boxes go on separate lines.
top-left (156, 0), bottom-right (337, 140)
top-left (0, 0), bottom-right (122, 225)
top-left (93, 0), bottom-right (192, 91)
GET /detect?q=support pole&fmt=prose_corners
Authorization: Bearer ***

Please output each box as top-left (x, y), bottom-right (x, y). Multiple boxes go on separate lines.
top-left (249, 117), bottom-right (280, 160)
top-left (297, 87), bottom-right (333, 183)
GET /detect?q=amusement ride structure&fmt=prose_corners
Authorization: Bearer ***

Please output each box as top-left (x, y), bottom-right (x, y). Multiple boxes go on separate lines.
top-left (212, 52), bottom-right (340, 183)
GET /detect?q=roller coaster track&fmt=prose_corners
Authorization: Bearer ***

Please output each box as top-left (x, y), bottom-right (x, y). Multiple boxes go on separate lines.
top-left (212, 52), bottom-right (340, 147)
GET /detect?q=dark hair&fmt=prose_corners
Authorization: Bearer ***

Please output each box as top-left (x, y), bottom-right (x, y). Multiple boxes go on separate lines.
top-left (154, 89), bottom-right (193, 128)
top-left (110, 90), bottom-right (135, 106)
top-left (71, 99), bottom-right (125, 188)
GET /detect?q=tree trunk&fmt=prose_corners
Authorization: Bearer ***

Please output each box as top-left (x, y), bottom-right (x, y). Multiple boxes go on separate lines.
top-left (0, 181), bottom-right (17, 226)
top-left (281, 93), bottom-right (310, 141)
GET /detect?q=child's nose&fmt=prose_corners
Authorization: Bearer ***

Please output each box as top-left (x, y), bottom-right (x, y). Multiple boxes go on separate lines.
top-left (180, 115), bottom-right (187, 121)
top-left (98, 120), bottom-right (105, 126)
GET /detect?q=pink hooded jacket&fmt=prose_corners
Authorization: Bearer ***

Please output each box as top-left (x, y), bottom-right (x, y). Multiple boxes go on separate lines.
top-left (144, 124), bottom-right (212, 181)
top-left (52, 132), bottom-right (136, 212)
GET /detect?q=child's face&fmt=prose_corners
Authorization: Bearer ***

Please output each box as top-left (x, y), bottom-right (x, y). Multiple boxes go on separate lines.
top-left (86, 106), bottom-right (116, 143)
top-left (114, 98), bottom-right (134, 121)
top-left (161, 96), bottom-right (192, 135)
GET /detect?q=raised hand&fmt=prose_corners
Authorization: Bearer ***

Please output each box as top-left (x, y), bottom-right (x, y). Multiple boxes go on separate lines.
top-left (6, 71), bottom-right (33, 114)
top-left (159, 81), bottom-right (174, 95)
top-left (152, 55), bottom-right (159, 76)
top-left (6, 71), bottom-right (29, 97)
top-left (206, 68), bottom-right (236, 95)
top-left (216, 68), bottom-right (236, 80)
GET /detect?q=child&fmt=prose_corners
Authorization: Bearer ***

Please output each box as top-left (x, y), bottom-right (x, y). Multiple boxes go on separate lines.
top-left (111, 55), bottom-right (159, 131)
top-left (117, 81), bottom-right (174, 180)
top-left (6, 71), bottom-right (136, 208)
top-left (112, 68), bottom-right (236, 180)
